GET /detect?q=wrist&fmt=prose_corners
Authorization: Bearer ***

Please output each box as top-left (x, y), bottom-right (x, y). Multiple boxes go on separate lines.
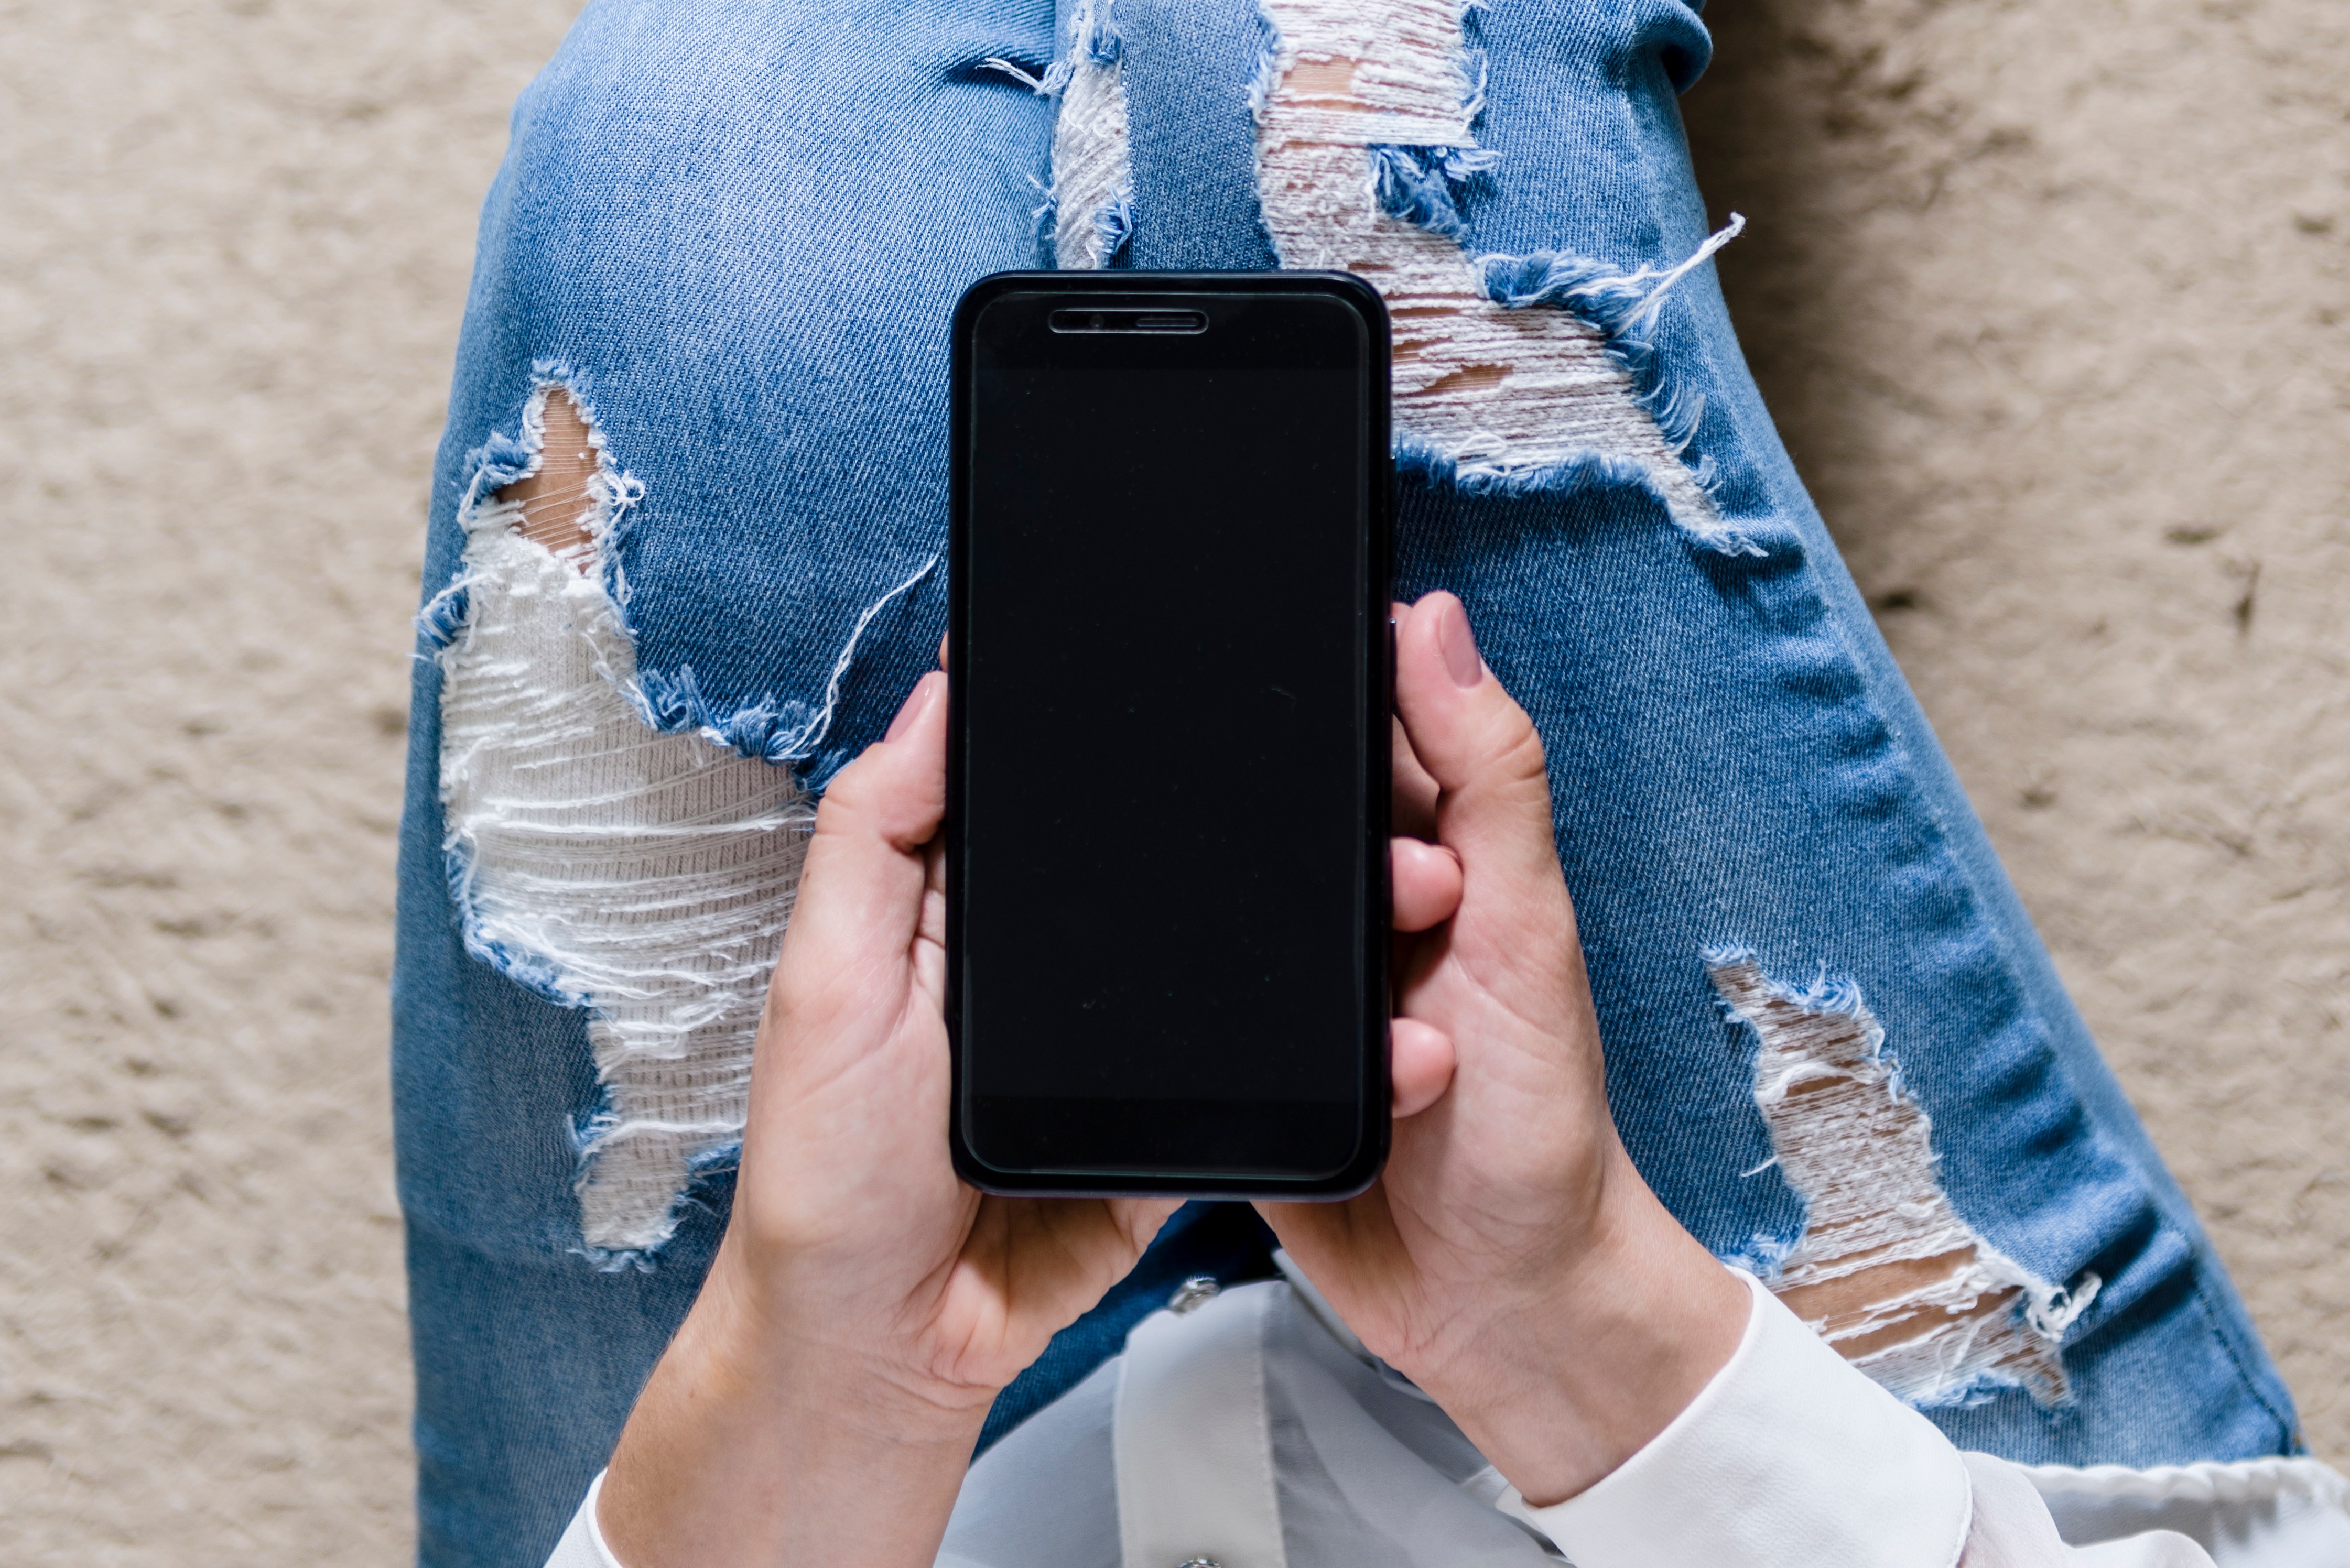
top-left (700, 1232), bottom-right (1003, 1441)
top-left (1415, 1170), bottom-right (1751, 1507)
top-left (599, 1238), bottom-right (990, 1568)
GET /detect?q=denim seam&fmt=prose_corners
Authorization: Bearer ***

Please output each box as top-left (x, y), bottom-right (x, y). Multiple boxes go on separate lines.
top-left (1747, 521), bottom-right (2298, 1448)
top-left (2189, 1278), bottom-right (2302, 1453)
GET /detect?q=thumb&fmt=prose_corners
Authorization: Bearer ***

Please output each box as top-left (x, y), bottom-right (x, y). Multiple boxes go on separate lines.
top-left (1393, 593), bottom-right (1557, 871)
top-left (778, 671), bottom-right (947, 979)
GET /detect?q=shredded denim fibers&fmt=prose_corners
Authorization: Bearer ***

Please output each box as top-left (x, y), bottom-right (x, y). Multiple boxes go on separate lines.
top-left (1049, 0), bottom-right (1133, 269)
top-left (1246, 0), bottom-right (1722, 534)
top-left (1710, 951), bottom-right (2098, 1406)
top-left (435, 395), bottom-right (811, 1256)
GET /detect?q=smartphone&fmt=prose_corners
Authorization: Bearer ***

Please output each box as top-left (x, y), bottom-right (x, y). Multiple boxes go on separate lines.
top-left (947, 271), bottom-right (1392, 1197)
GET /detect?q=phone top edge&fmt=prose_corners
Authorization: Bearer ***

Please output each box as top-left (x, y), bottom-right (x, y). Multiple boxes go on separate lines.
top-left (956, 269), bottom-right (1391, 318)
top-left (954, 271), bottom-right (1392, 378)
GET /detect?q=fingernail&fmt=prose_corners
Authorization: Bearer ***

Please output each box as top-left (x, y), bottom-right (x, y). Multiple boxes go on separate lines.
top-left (885, 671), bottom-right (939, 742)
top-left (1437, 597), bottom-right (1484, 688)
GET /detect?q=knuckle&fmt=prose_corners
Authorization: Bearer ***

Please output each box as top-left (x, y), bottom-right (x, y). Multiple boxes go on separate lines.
top-left (1489, 707), bottom-right (1550, 787)
top-left (809, 786), bottom-right (864, 840)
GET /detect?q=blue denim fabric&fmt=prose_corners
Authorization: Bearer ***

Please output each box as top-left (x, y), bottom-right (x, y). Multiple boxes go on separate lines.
top-left (393, 1), bottom-right (2300, 1562)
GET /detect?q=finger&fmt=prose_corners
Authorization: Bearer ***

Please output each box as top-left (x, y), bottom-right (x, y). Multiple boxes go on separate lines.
top-left (968, 1196), bottom-right (1183, 1327)
top-left (883, 668), bottom-right (945, 747)
top-left (911, 833), bottom-right (950, 1005)
top-left (1254, 1186), bottom-right (1400, 1283)
top-left (1390, 603), bottom-right (1441, 840)
top-left (1393, 593), bottom-right (1557, 865)
top-left (1390, 1017), bottom-right (1456, 1116)
top-left (840, 670), bottom-right (949, 842)
top-left (1390, 836), bottom-right (1464, 932)
top-left (1392, 714), bottom-right (1440, 840)
top-left (1105, 1196), bottom-right (1185, 1255)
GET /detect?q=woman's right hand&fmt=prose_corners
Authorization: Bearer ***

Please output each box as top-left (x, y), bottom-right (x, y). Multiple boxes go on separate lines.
top-left (597, 668), bottom-right (1177, 1568)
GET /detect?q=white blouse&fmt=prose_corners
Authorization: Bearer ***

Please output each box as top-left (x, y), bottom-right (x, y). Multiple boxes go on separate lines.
top-left (548, 1260), bottom-right (2350, 1568)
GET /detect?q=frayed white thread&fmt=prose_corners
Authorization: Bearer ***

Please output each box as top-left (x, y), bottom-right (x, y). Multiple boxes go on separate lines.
top-left (1709, 952), bottom-right (2098, 1407)
top-left (1252, 0), bottom-right (1720, 531)
top-left (437, 398), bottom-right (813, 1256)
top-left (1587, 212), bottom-right (1746, 334)
top-left (1051, 0), bottom-right (1133, 270)
top-left (1639, 213), bottom-right (1743, 324)
top-left (978, 57), bottom-right (1049, 92)
top-left (735, 551), bottom-right (938, 764)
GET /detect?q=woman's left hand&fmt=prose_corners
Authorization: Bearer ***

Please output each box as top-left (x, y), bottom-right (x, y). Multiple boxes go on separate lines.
top-left (1260, 593), bottom-right (1751, 1509)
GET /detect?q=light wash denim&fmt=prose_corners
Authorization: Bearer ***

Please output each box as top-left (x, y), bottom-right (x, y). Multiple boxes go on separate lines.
top-left (393, 1), bottom-right (2301, 1563)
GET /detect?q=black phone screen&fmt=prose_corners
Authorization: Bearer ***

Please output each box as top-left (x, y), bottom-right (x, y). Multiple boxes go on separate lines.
top-left (949, 275), bottom-right (1390, 1193)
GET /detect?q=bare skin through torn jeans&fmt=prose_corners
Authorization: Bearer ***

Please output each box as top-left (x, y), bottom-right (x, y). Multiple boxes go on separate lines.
top-left (392, 1), bottom-right (2305, 1562)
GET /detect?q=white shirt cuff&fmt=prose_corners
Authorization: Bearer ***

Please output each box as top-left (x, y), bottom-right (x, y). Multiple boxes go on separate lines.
top-left (546, 1470), bottom-right (626, 1568)
top-left (1495, 1268), bottom-right (1973, 1568)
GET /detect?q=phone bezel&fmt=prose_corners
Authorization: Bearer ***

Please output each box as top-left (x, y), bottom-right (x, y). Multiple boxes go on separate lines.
top-left (946, 270), bottom-right (1393, 1199)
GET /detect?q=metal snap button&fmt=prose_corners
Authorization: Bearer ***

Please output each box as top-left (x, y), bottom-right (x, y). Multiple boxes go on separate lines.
top-left (1167, 1276), bottom-right (1221, 1315)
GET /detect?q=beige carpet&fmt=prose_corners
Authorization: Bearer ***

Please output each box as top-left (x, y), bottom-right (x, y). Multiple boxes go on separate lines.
top-left (0, 0), bottom-right (2342, 1560)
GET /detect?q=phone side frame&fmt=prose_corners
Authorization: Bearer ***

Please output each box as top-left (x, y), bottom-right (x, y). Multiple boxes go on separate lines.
top-left (944, 269), bottom-right (1395, 1200)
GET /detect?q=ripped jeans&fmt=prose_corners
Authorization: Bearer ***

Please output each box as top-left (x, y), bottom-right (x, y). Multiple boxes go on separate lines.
top-left (391, 0), bottom-right (2302, 1563)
